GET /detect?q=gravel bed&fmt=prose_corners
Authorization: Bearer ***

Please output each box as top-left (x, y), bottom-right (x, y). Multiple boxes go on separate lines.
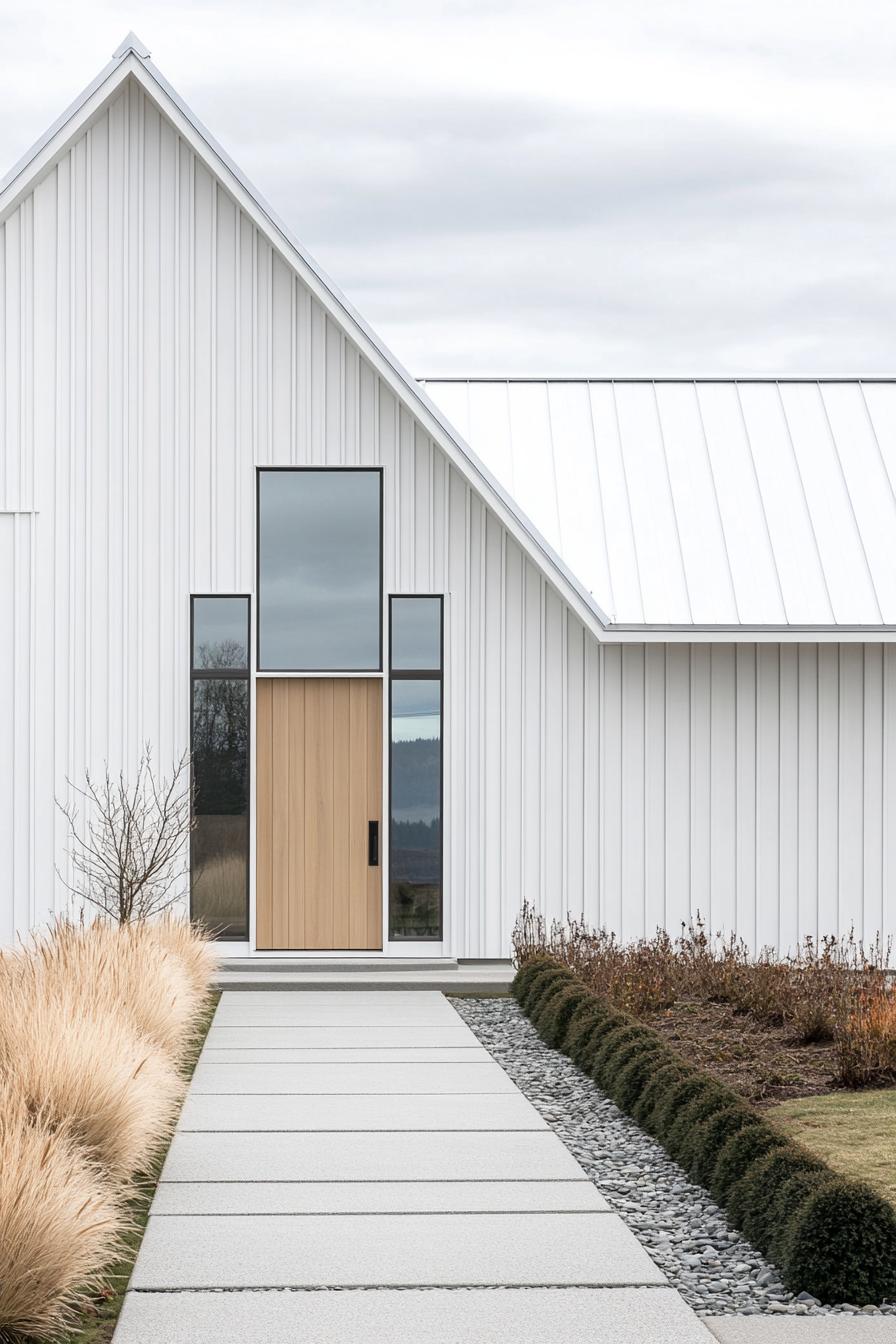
top-left (451, 995), bottom-right (895, 1319)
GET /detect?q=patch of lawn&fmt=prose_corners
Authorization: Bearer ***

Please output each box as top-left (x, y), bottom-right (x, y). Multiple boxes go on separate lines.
top-left (767, 1087), bottom-right (896, 1207)
top-left (61, 992), bottom-right (220, 1344)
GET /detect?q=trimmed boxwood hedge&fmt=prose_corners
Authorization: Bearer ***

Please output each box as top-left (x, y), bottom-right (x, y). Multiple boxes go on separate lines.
top-left (511, 959), bottom-right (896, 1305)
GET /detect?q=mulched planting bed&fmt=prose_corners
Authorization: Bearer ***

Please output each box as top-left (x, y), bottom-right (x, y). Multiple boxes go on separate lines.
top-left (452, 995), bottom-right (896, 1319)
top-left (643, 998), bottom-right (838, 1107)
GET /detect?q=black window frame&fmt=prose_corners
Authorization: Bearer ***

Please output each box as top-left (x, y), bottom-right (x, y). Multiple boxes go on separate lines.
top-left (388, 594), bottom-right (444, 943)
top-left (255, 466), bottom-right (385, 674)
top-left (190, 593), bottom-right (251, 941)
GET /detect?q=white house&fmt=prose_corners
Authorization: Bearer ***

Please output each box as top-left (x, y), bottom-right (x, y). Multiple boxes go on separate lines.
top-left (2, 35), bottom-right (895, 959)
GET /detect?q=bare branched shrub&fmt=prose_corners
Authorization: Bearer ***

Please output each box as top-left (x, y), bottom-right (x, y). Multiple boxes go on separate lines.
top-left (57, 747), bottom-right (194, 924)
top-left (0, 1096), bottom-right (123, 1339)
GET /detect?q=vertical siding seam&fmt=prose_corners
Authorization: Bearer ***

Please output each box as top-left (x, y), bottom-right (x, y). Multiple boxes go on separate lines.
top-left (188, 150), bottom-right (195, 587)
top-left (752, 644), bottom-right (758, 949)
top-left (499, 527), bottom-right (507, 944)
top-left (642, 642), bottom-right (648, 935)
top-left (561, 601), bottom-right (568, 915)
top-left (598, 644), bottom-right (605, 926)
top-left (815, 645), bottom-right (821, 941)
top-left (85, 128), bottom-right (93, 766)
top-left (464, 482), bottom-right (471, 953)
top-left (289, 275), bottom-right (296, 464)
top-left (209, 176), bottom-right (217, 584)
top-left (137, 94), bottom-right (145, 748)
top-left (233, 190), bottom-right (240, 582)
top-left (479, 505), bottom-right (486, 954)
top-left (539, 578), bottom-right (547, 917)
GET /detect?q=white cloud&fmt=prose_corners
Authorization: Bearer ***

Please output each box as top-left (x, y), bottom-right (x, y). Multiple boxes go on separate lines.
top-left (1, 0), bottom-right (894, 373)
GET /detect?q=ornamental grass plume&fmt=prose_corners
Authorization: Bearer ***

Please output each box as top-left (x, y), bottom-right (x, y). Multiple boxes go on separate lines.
top-left (0, 1095), bottom-right (124, 1339)
top-left (28, 918), bottom-right (202, 1063)
top-left (133, 912), bottom-right (218, 1000)
top-left (0, 953), bottom-right (184, 1180)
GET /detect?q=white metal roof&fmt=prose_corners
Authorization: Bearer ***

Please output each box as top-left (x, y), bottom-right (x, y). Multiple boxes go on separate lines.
top-left (419, 379), bottom-right (896, 630)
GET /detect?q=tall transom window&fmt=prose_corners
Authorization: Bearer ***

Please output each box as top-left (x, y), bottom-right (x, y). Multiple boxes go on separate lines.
top-left (257, 468), bottom-right (382, 671)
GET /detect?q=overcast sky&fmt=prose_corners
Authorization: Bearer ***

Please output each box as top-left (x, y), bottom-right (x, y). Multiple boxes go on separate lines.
top-left (2, 1), bottom-right (894, 375)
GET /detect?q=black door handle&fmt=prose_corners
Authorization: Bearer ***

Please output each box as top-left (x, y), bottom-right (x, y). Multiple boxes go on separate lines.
top-left (368, 820), bottom-right (379, 866)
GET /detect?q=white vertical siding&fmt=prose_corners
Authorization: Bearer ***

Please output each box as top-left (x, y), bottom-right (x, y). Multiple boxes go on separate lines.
top-left (2, 77), bottom-right (896, 955)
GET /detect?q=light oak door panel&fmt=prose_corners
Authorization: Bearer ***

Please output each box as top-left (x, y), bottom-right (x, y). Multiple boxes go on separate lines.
top-left (256, 678), bottom-right (382, 951)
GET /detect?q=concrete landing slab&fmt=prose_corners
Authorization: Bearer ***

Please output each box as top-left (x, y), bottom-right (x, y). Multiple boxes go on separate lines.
top-left (189, 1059), bottom-right (517, 1093)
top-left (160, 1129), bottom-right (585, 1183)
top-left (207, 1024), bottom-right (481, 1048)
top-left (116, 1287), bottom-right (712, 1343)
top-left (213, 990), bottom-right (461, 1026)
top-left (705, 1320), bottom-right (896, 1341)
top-left (201, 1045), bottom-right (490, 1061)
top-left (177, 1091), bottom-right (547, 1131)
top-left (130, 1211), bottom-right (668, 1288)
top-left (151, 1178), bottom-right (609, 1215)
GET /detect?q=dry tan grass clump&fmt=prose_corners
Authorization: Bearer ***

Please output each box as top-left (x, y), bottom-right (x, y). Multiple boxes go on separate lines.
top-left (0, 957), bottom-right (184, 1180)
top-left (0, 916), bottom-right (215, 1338)
top-left (0, 1095), bottom-right (123, 1339)
top-left (28, 920), bottom-right (203, 1063)
top-left (134, 913), bottom-right (218, 1001)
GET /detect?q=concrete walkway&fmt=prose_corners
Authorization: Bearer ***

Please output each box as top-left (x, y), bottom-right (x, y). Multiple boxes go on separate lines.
top-left (115, 990), bottom-right (713, 1342)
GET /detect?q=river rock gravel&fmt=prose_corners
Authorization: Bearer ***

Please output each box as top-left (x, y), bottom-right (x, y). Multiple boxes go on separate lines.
top-left (450, 995), bottom-right (895, 1319)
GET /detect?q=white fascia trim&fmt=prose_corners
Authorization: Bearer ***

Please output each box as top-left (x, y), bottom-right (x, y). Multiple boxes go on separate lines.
top-left (607, 624), bottom-right (896, 644)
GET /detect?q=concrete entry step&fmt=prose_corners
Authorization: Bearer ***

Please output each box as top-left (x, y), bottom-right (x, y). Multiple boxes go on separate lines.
top-left (213, 958), bottom-right (514, 992)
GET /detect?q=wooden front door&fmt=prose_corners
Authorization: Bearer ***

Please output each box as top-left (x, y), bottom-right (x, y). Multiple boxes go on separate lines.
top-left (255, 678), bottom-right (382, 950)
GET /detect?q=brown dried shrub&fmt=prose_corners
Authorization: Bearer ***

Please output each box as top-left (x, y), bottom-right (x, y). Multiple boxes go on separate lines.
top-left (512, 903), bottom-right (892, 1086)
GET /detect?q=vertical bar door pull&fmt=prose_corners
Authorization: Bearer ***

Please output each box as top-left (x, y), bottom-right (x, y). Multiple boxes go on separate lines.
top-left (368, 820), bottom-right (379, 866)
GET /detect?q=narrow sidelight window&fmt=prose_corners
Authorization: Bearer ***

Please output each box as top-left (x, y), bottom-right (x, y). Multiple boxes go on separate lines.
top-left (389, 596), bottom-right (443, 940)
top-left (257, 468), bottom-right (382, 671)
top-left (190, 596), bottom-right (250, 939)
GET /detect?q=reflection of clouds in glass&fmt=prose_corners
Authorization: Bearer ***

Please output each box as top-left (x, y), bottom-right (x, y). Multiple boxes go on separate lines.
top-left (392, 679), bottom-right (439, 717)
top-left (392, 598), bottom-right (441, 670)
top-left (259, 471), bottom-right (380, 669)
top-left (193, 597), bottom-right (248, 668)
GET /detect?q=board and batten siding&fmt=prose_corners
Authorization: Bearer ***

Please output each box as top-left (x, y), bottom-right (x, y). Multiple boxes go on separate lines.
top-left (2, 76), bottom-right (895, 954)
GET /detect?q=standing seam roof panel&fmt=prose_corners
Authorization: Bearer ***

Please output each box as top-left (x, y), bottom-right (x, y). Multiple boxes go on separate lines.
top-left (420, 379), bottom-right (896, 629)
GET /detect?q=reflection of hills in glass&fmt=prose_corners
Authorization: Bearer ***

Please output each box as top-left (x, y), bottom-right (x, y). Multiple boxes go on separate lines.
top-left (391, 737), bottom-right (440, 815)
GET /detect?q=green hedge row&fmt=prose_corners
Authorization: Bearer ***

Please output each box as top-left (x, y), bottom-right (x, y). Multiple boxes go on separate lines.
top-left (513, 956), bottom-right (896, 1306)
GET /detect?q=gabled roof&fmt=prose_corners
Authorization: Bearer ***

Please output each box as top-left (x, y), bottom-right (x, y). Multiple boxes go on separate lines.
top-left (3, 41), bottom-right (894, 641)
top-left (421, 379), bottom-right (896, 633)
top-left (0, 36), bottom-right (606, 641)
